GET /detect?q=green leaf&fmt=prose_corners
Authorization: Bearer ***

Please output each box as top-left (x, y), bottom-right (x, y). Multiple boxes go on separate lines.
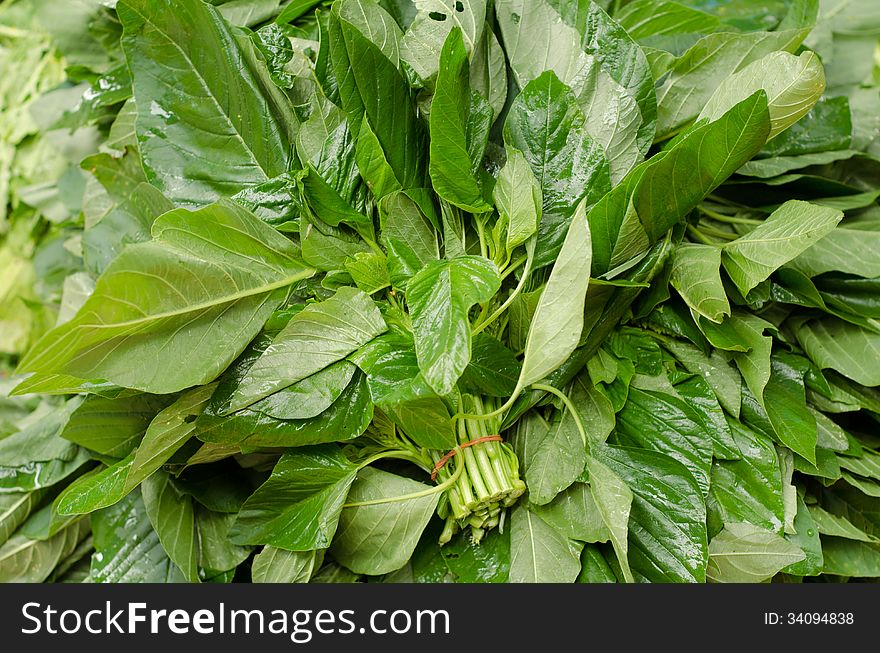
top-left (142, 473), bottom-right (200, 582)
top-left (252, 546), bottom-right (323, 583)
top-left (669, 244), bottom-right (730, 323)
top-left (18, 201), bottom-right (314, 394)
top-left (230, 445), bottom-right (358, 551)
top-left (126, 384), bottom-right (216, 490)
top-left (614, 386), bottom-right (714, 497)
top-left (330, 6), bottom-right (425, 193)
top-left (429, 28), bottom-right (490, 213)
top-left (198, 370), bottom-right (374, 449)
top-left (353, 334), bottom-right (455, 450)
top-left (821, 537), bottom-right (880, 577)
top-left (518, 395), bottom-right (587, 506)
top-left (254, 362), bottom-right (356, 421)
top-left (792, 224), bottom-right (880, 279)
top-left (400, 0), bottom-right (487, 85)
top-left (707, 522), bottom-right (805, 583)
top-left (796, 318), bottom-right (880, 387)
top-left (600, 445), bottom-right (708, 583)
top-left (118, 0), bottom-right (298, 206)
top-left (709, 418), bottom-right (785, 534)
top-left (497, 0), bottom-right (656, 182)
top-left (0, 520), bottom-right (90, 583)
top-left (493, 148), bottom-right (541, 256)
top-left (588, 92), bottom-right (770, 274)
top-left (458, 334), bottom-right (521, 398)
top-left (330, 467), bottom-right (439, 575)
top-left (673, 374), bottom-right (741, 459)
top-left (196, 507), bottom-right (251, 574)
top-left (91, 489), bottom-right (186, 582)
top-left (721, 200), bottom-right (842, 297)
top-left (225, 287), bottom-right (386, 412)
top-left (55, 454), bottom-right (135, 516)
top-left (518, 199), bottom-right (592, 389)
top-left (0, 491), bottom-right (43, 547)
top-left (530, 482), bottom-right (610, 543)
top-left (760, 353), bottom-right (818, 464)
top-left (503, 71), bottom-right (609, 268)
top-left (508, 505), bottom-right (583, 583)
top-left (61, 393), bottom-right (173, 458)
top-left (587, 457), bottom-right (635, 584)
top-left (440, 527), bottom-right (510, 583)
top-left (700, 51), bottom-right (825, 141)
top-left (0, 400), bottom-right (91, 492)
top-left (378, 191), bottom-right (439, 290)
top-left (664, 339), bottom-right (742, 418)
top-left (698, 312), bottom-right (773, 405)
top-left (655, 28), bottom-right (809, 137)
top-left (345, 252), bottom-right (391, 295)
top-left (407, 256), bottom-right (500, 395)
top-left (809, 504), bottom-right (880, 544)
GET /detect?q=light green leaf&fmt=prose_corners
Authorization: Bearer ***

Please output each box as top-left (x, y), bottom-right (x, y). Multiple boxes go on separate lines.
top-left (17, 201), bottom-right (314, 394)
top-left (821, 537), bottom-right (880, 577)
top-left (0, 491), bottom-right (43, 547)
top-left (55, 454), bottom-right (135, 516)
top-left (655, 28), bottom-right (809, 136)
top-left (796, 318), bottom-right (880, 387)
top-left (700, 51), bottom-right (825, 140)
top-left (330, 467), bottom-right (439, 575)
top-left (61, 393), bottom-right (173, 459)
top-left (518, 199), bottom-right (592, 390)
top-left (345, 252), bottom-right (391, 295)
top-left (664, 339), bottom-right (742, 418)
top-left (707, 522), bottom-right (805, 583)
top-left (520, 396), bottom-right (587, 506)
top-left (400, 0), bottom-right (486, 85)
top-left (588, 92), bottom-right (770, 274)
top-left (252, 546), bottom-right (323, 583)
top-left (508, 505), bottom-right (583, 583)
top-left (670, 244), bottom-right (730, 323)
top-left (493, 148), bottom-right (541, 255)
top-left (721, 200), bottom-right (842, 297)
top-left (530, 482), bottom-right (609, 543)
top-left (0, 520), bottom-right (90, 583)
top-left (378, 191), bottom-right (439, 289)
top-left (792, 223), bottom-right (880, 279)
top-left (126, 384), bottom-right (216, 491)
top-left (587, 457), bottom-right (634, 583)
top-left (809, 504), bottom-right (880, 544)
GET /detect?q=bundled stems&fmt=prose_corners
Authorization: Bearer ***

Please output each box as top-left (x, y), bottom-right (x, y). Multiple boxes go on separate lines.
top-left (434, 395), bottom-right (525, 544)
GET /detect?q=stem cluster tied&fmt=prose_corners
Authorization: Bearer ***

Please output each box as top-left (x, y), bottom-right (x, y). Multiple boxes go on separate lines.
top-left (434, 395), bottom-right (525, 544)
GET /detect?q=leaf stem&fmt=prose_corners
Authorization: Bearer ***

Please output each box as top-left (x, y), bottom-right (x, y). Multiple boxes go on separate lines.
top-left (699, 206), bottom-right (763, 225)
top-left (473, 252), bottom-right (533, 336)
top-left (343, 453), bottom-right (465, 508)
top-left (686, 225), bottom-right (716, 245)
top-left (530, 383), bottom-right (588, 447)
top-left (357, 449), bottom-right (430, 473)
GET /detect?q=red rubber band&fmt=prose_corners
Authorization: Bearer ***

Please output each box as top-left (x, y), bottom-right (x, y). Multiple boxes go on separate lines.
top-left (430, 435), bottom-right (503, 481)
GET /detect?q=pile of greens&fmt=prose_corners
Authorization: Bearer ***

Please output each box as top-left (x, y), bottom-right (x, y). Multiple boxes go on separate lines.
top-left (2, 0), bottom-right (880, 583)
